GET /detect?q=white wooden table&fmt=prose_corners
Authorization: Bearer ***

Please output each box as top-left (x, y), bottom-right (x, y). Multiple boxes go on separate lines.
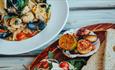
top-left (0, 0), bottom-right (115, 70)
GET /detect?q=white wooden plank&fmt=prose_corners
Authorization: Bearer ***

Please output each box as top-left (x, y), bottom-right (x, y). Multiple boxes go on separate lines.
top-left (65, 9), bottom-right (115, 29)
top-left (1, 1), bottom-right (115, 70)
top-left (0, 57), bottom-right (34, 70)
top-left (68, 0), bottom-right (115, 8)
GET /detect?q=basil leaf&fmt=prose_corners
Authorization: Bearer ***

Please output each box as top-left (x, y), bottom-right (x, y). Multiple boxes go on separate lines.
top-left (48, 51), bottom-right (54, 59)
top-left (34, 67), bottom-right (38, 70)
top-left (68, 59), bottom-right (86, 70)
top-left (49, 63), bottom-right (53, 70)
top-left (7, 0), bottom-right (14, 8)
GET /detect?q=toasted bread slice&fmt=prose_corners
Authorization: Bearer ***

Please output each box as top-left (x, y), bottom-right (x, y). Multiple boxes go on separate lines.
top-left (104, 29), bottom-right (115, 70)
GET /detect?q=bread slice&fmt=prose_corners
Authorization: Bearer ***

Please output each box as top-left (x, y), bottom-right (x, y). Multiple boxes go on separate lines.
top-left (82, 40), bottom-right (105, 70)
top-left (104, 29), bottom-right (115, 70)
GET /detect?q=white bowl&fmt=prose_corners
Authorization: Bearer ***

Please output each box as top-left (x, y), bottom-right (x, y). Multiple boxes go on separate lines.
top-left (61, 29), bottom-right (100, 58)
top-left (0, 0), bottom-right (69, 55)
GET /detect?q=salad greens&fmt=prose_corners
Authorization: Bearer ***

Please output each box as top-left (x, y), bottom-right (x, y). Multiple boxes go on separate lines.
top-left (48, 51), bottom-right (54, 59)
top-left (68, 59), bottom-right (86, 70)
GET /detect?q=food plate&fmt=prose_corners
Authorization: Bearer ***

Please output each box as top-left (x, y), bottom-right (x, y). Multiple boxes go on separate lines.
top-left (61, 28), bottom-right (100, 58)
top-left (0, 0), bottom-right (69, 55)
top-left (29, 23), bottom-right (115, 70)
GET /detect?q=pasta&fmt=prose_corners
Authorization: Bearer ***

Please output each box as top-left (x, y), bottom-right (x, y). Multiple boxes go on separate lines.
top-left (0, 0), bottom-right (51, 41)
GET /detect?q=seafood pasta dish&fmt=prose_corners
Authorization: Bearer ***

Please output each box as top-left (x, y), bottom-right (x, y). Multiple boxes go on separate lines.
top-left (0, 0), bottom-right (51, 41)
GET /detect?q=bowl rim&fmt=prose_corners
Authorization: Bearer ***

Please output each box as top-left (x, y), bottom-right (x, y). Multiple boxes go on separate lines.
top-left (0, 0), bottom-right (69, 55)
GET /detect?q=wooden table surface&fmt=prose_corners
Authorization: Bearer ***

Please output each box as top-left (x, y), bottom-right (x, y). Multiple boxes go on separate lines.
top-left (0, 0), bottom-right (115, 70)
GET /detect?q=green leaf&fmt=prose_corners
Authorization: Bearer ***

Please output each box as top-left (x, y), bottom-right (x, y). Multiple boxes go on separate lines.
top-left (46, 4), bottom-right (51, 13)
top-left (48, 51), bottom-right (54, 59)
top-left (34, 67), bottom-right (38, 70)
top-left (68, 59), bottom-right (86, 70)
top-left (16, 0), bottom-right (28, 11)
top-left (49, 63), bottom-right (53, 70)
top-left (7, 0), bottom-right (14, 8)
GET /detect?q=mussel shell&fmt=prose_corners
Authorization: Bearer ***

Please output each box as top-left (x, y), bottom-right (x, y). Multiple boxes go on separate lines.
top-left (37, 20), bottom-right (46, 30)
top-left (27, 20), bottom-right (46, 31)
top-left (27, 22), bottom-right (38, 30)
top-left (0, 31), bottom-right (12, 39)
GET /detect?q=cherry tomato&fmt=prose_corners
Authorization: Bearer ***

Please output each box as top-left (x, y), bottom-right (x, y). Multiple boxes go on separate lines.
top-left (0, 29), bottom-right (5, 33)
top-left (26, 32), bottom-right (37, 37)
top-left (16, 32), bottom-right (26, 41)
top-left (59, 61), bottom-right (69, 70)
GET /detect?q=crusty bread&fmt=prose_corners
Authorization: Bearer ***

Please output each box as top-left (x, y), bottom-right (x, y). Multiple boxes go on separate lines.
top-left (82, 29), bottom-right (115, 70)
top-left (104, 29), bottom-right (115, 70)
top-left (82, 40), bottom-right (105, 70)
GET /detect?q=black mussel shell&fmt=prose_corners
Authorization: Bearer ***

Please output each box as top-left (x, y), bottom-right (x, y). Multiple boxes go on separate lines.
top-left (37, 20), bottom-right (46, 30)
top-left (0, 31), bottom-right (12, 39)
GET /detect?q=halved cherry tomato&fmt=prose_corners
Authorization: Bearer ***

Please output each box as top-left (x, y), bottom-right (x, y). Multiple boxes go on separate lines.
top-left (16, 32), bottom-right (26, 41)
top-left (77, 39), bottom-right (95, 54)
top-left (26, 32), bottom-right (37, 37)
top-left (59, 61), bottom-right (69, 70)
top-left (0, 29), bottom-right (5, 33)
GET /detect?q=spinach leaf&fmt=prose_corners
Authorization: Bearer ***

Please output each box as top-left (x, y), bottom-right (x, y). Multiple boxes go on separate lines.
top-left (34, 67), bottom-right (38, 70)
top-left (49, 62), bottom-right (53, 70)
top-left (68, 59), bottom-right (86, 70)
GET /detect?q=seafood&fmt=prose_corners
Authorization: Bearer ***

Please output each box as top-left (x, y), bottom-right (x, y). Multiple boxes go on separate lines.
top-left (0, 0), bottom-right (51, 41)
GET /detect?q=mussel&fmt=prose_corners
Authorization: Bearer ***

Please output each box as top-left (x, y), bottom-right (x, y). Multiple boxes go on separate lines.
top-left (0, 31), bottom-right (12, 39)
top-left (27, 20), bottom-right (46, 30)
top-left (37, 20), bottom-right (46, 30)
top-left (27, 22), bottom-right (38, 30)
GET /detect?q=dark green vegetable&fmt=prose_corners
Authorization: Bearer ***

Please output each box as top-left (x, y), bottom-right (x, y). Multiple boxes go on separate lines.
top-left (0, 24), bottom-right (8, 30)
top-left (49, 62), bottom-right (53, 70)
top-left (7, 0), bottom-right (14, 8)
top-left (4, 15), bottom-right (16, 19)
top-left (6, 0), bottom-right (28, 14)
top-left (34, 67), bottom-right (38, 70)
top-left (16, 0), bottom-right (28, 11)
top-left (48, 51), bottom-right (54, 59)
top-left (46, 4), bottom-right (51, 13)
top-left (68, 59), bottom-right (86, 70)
